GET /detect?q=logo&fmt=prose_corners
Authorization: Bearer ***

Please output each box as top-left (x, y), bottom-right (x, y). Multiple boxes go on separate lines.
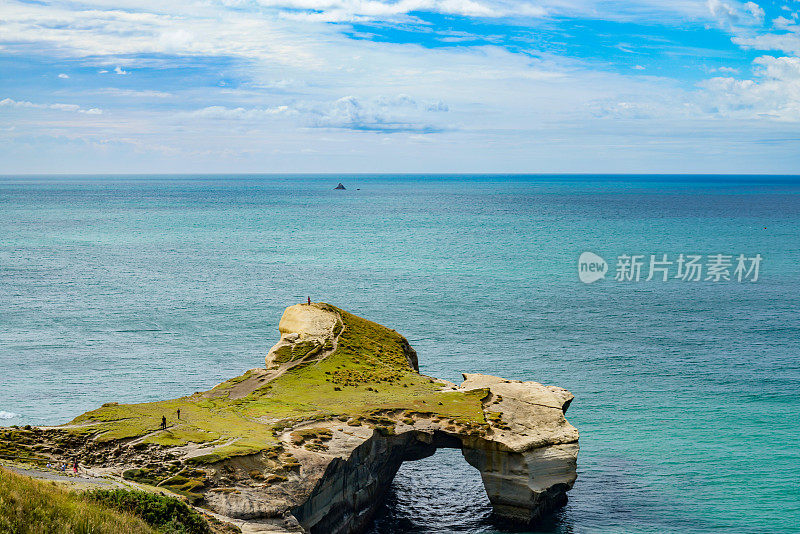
top-left (578, 252), bottom-right (608, 284)
top-left (578, 251), bottom-right (762, 284)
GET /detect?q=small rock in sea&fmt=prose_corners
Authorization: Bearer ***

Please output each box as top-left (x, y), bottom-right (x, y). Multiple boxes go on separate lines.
top-left (334, 182), bottom-right (346, 190)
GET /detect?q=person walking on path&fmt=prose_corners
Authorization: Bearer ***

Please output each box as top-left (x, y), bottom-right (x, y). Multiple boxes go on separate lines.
top-left (72, 458), bottom-right (78, 474)
top-left (161, 415), bottom-right (167, 430)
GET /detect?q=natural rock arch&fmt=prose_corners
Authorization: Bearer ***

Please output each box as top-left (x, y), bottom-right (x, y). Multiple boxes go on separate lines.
top-left (291, 381), bottom-right (578, 534)
top-left (3, 303), bottom-right (578, 534)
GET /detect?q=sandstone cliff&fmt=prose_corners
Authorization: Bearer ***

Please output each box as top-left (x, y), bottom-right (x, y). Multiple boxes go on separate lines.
top-left (0, 303), bottom-right (578, 534)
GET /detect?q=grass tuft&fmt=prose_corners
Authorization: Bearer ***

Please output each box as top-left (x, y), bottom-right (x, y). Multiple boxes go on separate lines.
top-left (0, 467), bottom-right (155, 534)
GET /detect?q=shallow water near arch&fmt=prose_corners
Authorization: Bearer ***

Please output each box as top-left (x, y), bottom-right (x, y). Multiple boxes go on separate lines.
top-left (367, 448), bottom-right (495, 534)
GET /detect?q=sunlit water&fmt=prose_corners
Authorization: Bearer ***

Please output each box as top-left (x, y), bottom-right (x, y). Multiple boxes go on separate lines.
top-left (1, 175), bottom-right (799, 533)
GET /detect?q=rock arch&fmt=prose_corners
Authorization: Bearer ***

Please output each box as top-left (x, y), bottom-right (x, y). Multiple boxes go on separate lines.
top-left (10, 304), bottom-right (579, 534)
top-left (292, 375), bottom-right (578, 534)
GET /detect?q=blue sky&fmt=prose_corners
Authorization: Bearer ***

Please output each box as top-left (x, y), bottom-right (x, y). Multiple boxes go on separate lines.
top-left (1, 0), bottom-right (800, 173)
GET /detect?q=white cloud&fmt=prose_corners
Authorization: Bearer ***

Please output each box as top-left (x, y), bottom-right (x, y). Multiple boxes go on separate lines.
top-left (713, 1), bottom-right (800, 55)
top-left (707, 0), bottom-right (766, 27)
top-left (733, 32), bottom-right (800, 54)
top-left (0, 0), bottom-right (738, 80)
top-left (707, 0), bottom-right (739, 24)
top-left (58, 73), bottom-right (69, 78)
top-left (376, 94), bottom-right (417, 108)
top-left (1, 98), bottom-right (37, 108)
top-left (189, 105), bottom-right (293, 119)
top-left (96, 88), bottom-right (172, 98)
top-left (0, 97), bottom-right (103, 114)
top-left (744, 1), bottom-right (764, 22)
top-left (699, 56), bottom-right (800, 120)
top-left (0, 1), bottom-right (323, 71)
top-left (50, 103), bottom-right (81, 111)
top-left (754, 54), bottom-right (800, 79)
top-left (3, 0), bottom-right (800, 173)
top-left (697, 0), bottom-right (800, 123)
top-left (772, 16), bottom-right (798, 31)
top-left (308, 95), bottom-right (444, 132)
top-left (184, 94), bottom-right (448, 131)
top-left (262, 0), bottom-right (518, 19)
top-left (0, 0), bottom-right (732, 71)
top-left (426, 100), bottom-right (449, 111)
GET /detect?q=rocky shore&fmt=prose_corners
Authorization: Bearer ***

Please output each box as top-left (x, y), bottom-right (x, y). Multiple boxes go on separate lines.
top-left (0, 303), bottom-right (579, 533)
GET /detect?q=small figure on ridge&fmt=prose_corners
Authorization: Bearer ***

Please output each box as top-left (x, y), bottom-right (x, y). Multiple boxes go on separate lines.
top-left (161, 415), bottom-right (167, 430)
top-left (307, 296), bottom-right (311, 305)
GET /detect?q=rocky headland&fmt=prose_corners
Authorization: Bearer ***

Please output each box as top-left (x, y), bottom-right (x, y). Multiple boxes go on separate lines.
top-left (0, 303), bottom-right (579, 533)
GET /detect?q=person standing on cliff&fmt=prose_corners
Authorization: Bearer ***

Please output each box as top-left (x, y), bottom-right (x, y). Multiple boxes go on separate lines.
top-left (161, 415), bottom-right (167, 430)
top-left (307, 296), bottom-right (311, 305)
top-left (176, 408), bottom-right (180, 420)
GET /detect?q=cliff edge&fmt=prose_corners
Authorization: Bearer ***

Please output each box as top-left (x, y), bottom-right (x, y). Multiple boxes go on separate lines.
top-left (0, 303), bottom-right (578, 533)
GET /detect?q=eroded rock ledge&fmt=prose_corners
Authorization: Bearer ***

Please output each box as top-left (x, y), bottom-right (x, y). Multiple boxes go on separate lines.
top-left (0, 303), bottom-right (578, 534)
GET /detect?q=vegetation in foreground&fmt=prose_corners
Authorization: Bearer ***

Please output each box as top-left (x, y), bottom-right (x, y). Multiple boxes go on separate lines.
top-left (0, 468), bottom-right (220, 534)
top-left (0, 467), bottom-right (155, 534)
top-left (85, 488), bottom-right (211, 534)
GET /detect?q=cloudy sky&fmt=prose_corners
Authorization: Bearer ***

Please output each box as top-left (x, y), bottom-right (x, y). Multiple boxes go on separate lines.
top-left (1, 0), bottom-right (799, 173)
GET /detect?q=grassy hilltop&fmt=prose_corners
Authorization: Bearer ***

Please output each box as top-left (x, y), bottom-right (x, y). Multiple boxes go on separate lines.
top-left (67, 304), bottom-right (488, 464)
top-left (0, 304), bottom-right (494, 518)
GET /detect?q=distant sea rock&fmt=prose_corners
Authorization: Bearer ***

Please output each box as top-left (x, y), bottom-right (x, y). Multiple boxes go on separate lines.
top-left (334, 182), bottom-right (346, 190)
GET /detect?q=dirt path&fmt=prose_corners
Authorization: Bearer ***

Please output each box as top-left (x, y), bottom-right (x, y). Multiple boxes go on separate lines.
top-left (225, 317), bottom-right (345, 400)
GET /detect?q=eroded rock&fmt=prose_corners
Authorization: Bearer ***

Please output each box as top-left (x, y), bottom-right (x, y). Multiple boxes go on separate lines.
top-left (1, 303), bottom-right (578, 533)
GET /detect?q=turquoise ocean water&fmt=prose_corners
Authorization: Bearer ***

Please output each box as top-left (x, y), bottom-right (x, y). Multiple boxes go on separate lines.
top-left (1, 175), bottom-right (798, 533)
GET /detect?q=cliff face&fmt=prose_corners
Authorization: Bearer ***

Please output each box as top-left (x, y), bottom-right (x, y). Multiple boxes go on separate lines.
top-left (0, 303), bottom-right (578, 533)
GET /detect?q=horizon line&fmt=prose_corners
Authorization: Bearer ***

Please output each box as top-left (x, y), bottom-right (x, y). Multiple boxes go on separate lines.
top-left (3, 172), bottom-right (800, 177)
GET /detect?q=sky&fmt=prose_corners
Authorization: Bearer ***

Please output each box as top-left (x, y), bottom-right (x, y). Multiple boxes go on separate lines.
top-left (1, 0), bottom-right (800, 173)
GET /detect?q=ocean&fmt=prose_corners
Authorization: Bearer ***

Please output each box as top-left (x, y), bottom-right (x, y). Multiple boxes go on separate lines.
top-left (1, 174), bottom-right (798, 533)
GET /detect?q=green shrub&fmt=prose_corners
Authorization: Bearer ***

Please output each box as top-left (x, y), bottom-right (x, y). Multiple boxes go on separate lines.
top-left (85, 488), bottom-right (211, 534)
top-left (123, 468), bottom-right (158, 485)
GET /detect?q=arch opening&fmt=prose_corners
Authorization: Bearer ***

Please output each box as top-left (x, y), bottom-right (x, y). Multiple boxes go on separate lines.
top-left (367, 447), bottom-right (493, 534)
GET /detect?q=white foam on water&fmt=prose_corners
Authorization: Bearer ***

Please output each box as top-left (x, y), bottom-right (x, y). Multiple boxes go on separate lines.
top-left (0, 411), bottom-right (18, 420)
